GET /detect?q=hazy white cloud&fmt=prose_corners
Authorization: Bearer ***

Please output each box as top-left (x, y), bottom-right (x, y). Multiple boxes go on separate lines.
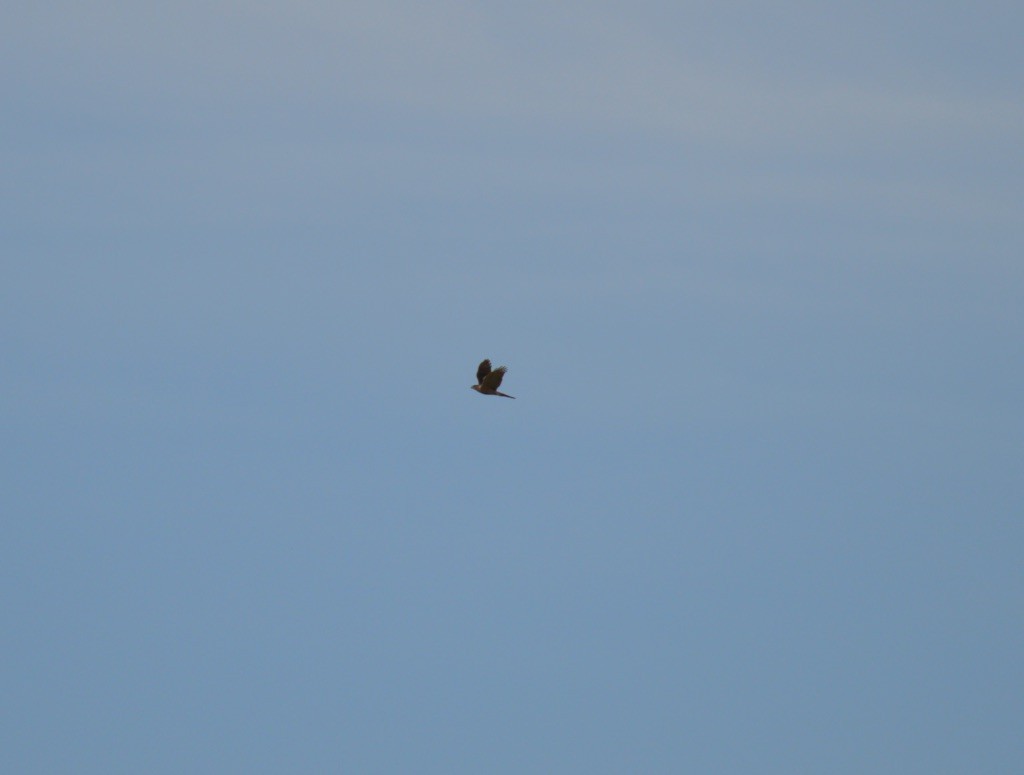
top-left (6, 1), bottom-right (1021, 153)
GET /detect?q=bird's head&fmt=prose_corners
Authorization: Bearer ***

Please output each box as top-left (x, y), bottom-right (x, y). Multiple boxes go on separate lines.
top-left (470, 385), bottom-right (481, 392)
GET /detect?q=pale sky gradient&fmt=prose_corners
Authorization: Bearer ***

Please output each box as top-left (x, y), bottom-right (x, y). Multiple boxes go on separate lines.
top-left (3, 3), bottom-right (1022, 773)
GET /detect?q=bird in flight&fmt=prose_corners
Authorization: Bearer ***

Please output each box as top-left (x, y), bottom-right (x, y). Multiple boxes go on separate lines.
top-left (471, 359), bottom-right (516, 399)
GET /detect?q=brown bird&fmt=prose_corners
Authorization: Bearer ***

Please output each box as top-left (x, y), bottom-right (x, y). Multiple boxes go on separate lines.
top-left (471, 359), bottom-right (516, 399)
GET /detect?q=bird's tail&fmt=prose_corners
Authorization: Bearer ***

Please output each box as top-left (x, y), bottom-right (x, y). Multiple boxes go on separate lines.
top-left (496, 391), bottom-right (516, 399)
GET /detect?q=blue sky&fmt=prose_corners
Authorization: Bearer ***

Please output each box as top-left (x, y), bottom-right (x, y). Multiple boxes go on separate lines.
top-left (3, 2), bottom-right (1022, 772)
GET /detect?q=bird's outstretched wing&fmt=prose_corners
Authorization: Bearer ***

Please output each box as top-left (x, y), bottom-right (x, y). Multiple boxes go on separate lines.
top-left (480, 366), bottom-right (507, 391)
top-left (476, 359), bottom-right (492, 385)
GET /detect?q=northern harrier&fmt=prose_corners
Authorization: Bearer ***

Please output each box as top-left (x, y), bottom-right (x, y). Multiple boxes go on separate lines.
top-left (471, 359), bottom-right (515, 399)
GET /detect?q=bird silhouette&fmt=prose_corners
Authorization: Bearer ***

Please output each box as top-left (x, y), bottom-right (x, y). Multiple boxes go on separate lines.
top-left (471, 359), bottom-right (515, 399)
